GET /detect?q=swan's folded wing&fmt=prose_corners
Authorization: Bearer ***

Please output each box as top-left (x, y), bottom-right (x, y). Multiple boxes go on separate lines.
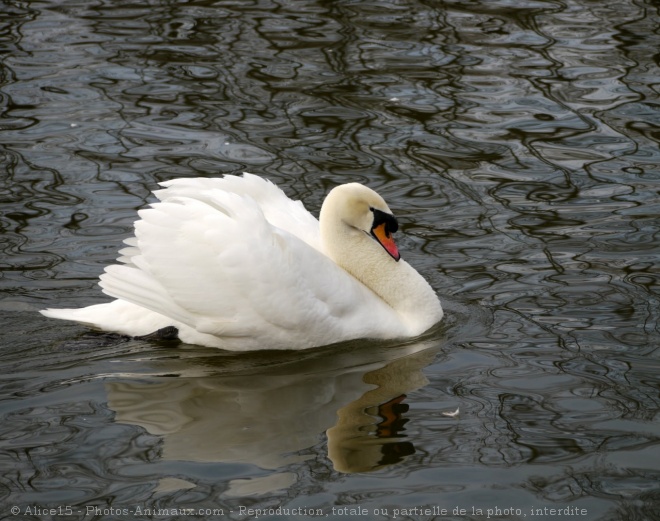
top-left (155, 173), bottom-right (322, 252)
top-left (99, 189), bottom-right (404, 349)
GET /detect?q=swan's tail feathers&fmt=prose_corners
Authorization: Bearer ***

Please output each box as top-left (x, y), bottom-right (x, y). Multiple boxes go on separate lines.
top-left (40, 299), bottom-right (176, 337)
top-left (40, 306), bottom-right (100, 329)
top-left (40, 302), bottom-right (135, 332)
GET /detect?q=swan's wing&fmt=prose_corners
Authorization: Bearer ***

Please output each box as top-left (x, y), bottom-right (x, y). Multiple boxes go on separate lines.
top-left (155, 173), bottom-right (322, 251)
top-left (99, 187), bottom-right (404, 350)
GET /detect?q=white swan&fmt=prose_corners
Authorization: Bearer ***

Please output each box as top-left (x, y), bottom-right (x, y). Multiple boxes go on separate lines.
top-left (41, 174), bottom-right (443, 350)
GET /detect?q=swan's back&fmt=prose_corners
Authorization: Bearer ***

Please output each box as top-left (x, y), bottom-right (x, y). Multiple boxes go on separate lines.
top-left (156, 174), bottom-right (321, 251)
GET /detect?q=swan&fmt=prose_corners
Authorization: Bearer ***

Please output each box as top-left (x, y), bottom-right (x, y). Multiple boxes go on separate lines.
top-left (41, 173), bottom-right (443, 350)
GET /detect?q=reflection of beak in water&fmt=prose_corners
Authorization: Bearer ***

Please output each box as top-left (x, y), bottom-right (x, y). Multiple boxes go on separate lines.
top-left (376, 395), bottom-right (414, 464)
top-left (106, 343), bottom-right (438, 477)
top-left (376, 394), bottom-right (409, 439)
top-left (327, 351), bottom-right (433, 473)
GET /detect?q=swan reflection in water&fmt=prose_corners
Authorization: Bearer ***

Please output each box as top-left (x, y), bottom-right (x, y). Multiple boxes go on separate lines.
top-left (106, 339), bottom-right (441, 480)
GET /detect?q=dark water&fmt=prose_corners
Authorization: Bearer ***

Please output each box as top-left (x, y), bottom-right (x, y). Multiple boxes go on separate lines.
top-left (1, 0), bottom-right (659, 519)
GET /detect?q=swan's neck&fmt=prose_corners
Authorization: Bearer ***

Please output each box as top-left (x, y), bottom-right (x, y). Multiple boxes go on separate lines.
top-left (320, 217), bottom-right (443, 335)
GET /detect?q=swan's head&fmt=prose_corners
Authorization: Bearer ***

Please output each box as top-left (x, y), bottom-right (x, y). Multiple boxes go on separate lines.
top-left (321, 183), bottom-right (401, 261)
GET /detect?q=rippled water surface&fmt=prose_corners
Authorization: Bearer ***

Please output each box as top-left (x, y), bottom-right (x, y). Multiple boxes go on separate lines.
top-left (1, 0), bottom-right (659, 519)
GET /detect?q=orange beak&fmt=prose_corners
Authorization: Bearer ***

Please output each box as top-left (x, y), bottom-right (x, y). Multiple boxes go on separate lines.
top-left (371, 222), bottom-right (401, 261)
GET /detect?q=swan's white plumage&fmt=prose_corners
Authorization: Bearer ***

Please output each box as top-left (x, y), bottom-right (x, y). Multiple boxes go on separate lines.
top-left (41, 174), bottom-right (443, 350)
